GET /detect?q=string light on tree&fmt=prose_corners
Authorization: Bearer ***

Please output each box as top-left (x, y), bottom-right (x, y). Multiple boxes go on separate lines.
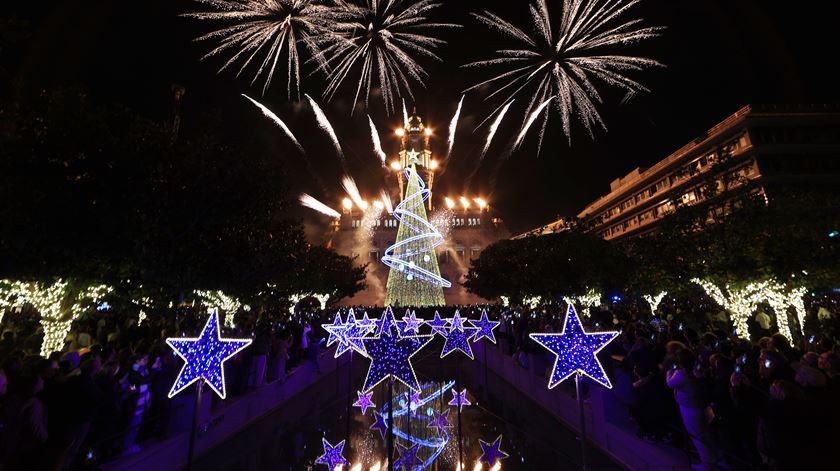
top-left (642, 291), bottom-right (667, 316)
top-left (166, 309), bottom-right (252, 399)
top-left (195, 290), bottom-right (242, 328)
top-left (288, 292), bottom-right (331, 315)
top-left (563, 288), bottom-right (602, 317)
top-left (530, 305), bottom-right (619, 389)
top-left (523, 296), bottom-right (542, 310)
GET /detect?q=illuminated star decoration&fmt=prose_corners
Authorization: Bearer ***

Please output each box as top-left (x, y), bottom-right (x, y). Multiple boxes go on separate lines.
top-left (478, 435), bottom-right (509, 466)
top-left (374, 306), bottom-right (399, 336)
top-left (323, 313), bottom-right (345, 347)
top-left (166, 309), bottom-right (252, 399)
top-left (315, 438), bottom-right (348, 470)
top-left (427, 409), bottom-right (452, 436)
top-left (401, 310), bottom-right (425, 335)
top-left (426, 311), bottom-right (449, 336)
top-left (353, 390), bottom-right (376, 415)
top-left (362, 309), bottom-right (433, 392)
top-left (469, 310), bottom-right (500, 344)
top-left (394, 443), bottom-right (422, 470)
top-left (325, 310), bottom-right (373, 358)
top-left (370, 411), bottom-right (389, 439)
top-left (358, 312), bottom-right (377, 329)
top-left (440, 311), bottom-right (478, 359)
top-left (448, 388), bottom-right (471, 412)
top-left (529, 305), bottom-right (620, 389)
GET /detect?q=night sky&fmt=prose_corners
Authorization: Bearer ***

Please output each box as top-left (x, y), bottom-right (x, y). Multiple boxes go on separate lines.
top-left (4, 0), bottom-right (840, 233)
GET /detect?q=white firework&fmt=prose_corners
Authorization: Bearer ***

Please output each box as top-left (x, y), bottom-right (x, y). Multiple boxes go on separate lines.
top-left (479, 100), bottom-right (514, 161)
top-left (242, 94), bottom-right (304, 153)
top-left (368, 115), bottom-right (387, 166)
top-left (341, 175), bottom-right (365, 209)
top-left (300, 193), bottom-right (341, 218)
top-left (466, 0), bottom-right (662, 148)
top-left (447, 94), bottom-right (464, 157)
top-left (379, 189), bottom-right (393, 213)
top-left (305, 94), bottom-right (344, 162)
top-left (319, 0), bottom-right (456, 114)
top-left (185, 0), bottom-right (334, 97)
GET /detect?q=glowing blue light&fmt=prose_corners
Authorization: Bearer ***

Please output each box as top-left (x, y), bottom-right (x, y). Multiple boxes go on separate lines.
top-left (829, 230), bottom-right (839, 238)
top-left (425, 311), bottom-right (449, 337)
top-left (314, 438), bottom-right (348, 470)
top-left (401, 310), bottom-right (425, 335)
top-left (478, 435), bottom-right (509, 466)
top-left (427, 409), bottom-right (452, 436)
top-left (353, 390), bottom-right (376, 415)
top-left (394, 443), bottom-right (422, 470)
top-left (166, 309), bottom-right (252, 399)
top-left (440, 311), bottom-right (478, 359)
top-left (448, 388), bottom-right (471, 412)
top-left (469, 309), bottom-right (500, 344)
top-left (361, 308), bottom-right (433, 392)
top-left (529, 305), bottom-right (619, 389)
top-left (323, 309), bottom-right (372, 358)
top-left (96, 302), bottom-right (111, 311)
top-left (381, 167), bottom-right (452, 288)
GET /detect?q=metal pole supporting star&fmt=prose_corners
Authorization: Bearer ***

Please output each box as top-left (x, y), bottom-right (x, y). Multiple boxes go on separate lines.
top-left (166, 309), bottom-right (252, 399)
top-left (529, 304), bottom-right (620, 389)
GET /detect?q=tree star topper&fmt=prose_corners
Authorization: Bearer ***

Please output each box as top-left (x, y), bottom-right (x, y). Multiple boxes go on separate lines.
top-left (478, 435), bottom-right (509, 466)
top-left (315, 438), bottom-right (349, 470)
top-left (529, 304), bottom-right (619, 389)
top-left (469, 309), bottom-right (500, 344)
top-left (166, 309), bottom-right (252, 399)
top-left (362, 309), bottom-right (433, 392)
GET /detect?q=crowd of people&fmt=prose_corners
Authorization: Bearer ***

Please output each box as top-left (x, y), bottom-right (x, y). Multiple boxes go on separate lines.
top-left (0, 304), bottom-right (333, 470)
top-left (0, 294), bottom-right (838, 471)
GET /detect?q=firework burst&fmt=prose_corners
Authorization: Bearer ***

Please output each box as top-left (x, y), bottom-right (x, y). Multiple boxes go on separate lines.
top-left (319, 0), bottom-right (457, 114)
top-left (242, 94), bottom-right (304, 153)
top-left (185, 0), bottom-right (334, 98)
top-left (466, 0), bottom-right (662, 148)
top-left (300, 193), bottom-right (341, 218)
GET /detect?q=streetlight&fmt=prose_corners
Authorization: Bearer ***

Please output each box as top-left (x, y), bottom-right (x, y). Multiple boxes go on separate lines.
top-left (460, 196), bottom-right (470, 209)
top-left (445, 197), bottom-right (456, 209)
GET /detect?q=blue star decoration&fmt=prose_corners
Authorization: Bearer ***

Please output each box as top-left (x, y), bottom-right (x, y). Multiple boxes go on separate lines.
top-left (408, 391), bottom-right (421, 412)
top-left (425, 311), bottom-right (449, 337)
top-left (448, 388), bottom-right (471, 412)
top-left (394, 443), bottom-right (422, 470)
top-left (400, 310), bottom-right (424, 335)
top-left (353, 390), bottom-right (376, 415)
top-left (427, 409), bottom-right (452, 436)
top-left (324, 310), bottom-right (372, 359)
top-left (440, 311), bottom-right (478, 359)
top-left (166, 309), bottom-right (252, 399)
top-left (469, 309), bottom-right (500, 344)
top-left (374, 306), bottom-right (400, 336)
top-left (478, 435), bottom-right (509, 466)
top-left (370, 410), bottom-right (389, 439)
top-left (315, 438), bottom-right (348, 470)
top-left (357, 312), bottom-right (377, 329)
top-left (529, 304), bottom-right (620, 389)
top-left (362, 309), bottom-right (432, 393)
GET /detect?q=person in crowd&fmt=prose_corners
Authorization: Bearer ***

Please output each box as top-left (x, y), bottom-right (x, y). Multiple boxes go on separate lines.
top-left (666, 349), bottom-right (719, 471)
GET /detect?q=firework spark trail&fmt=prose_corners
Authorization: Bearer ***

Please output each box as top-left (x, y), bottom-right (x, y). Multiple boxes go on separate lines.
top-left (305, 94), bottom-right (345, 167)
top-left (479, 100), bottom-right (513, 161)
top-left (299, 193), bottom-right (341, 218)
top-left (342, 175), bottom-right (365, 209)
top-left (514, 96), bottom-right (555, 149)
top-left (380, 190), bottom-right (393, 214)
top-left (319, 0), bottom-right (456, 114)
top-left (242, 94), bottom-right (304, 153)
top-left (466, 0), bottom-right (662, 148)
top-left (403, 100), bottom-right (410, 128)
top-left (368, 115), bottom-right (387, 167)
top-left (447, 95), bottom-right (464, 157)
top-left (185, 0), bottom-right (334, 97)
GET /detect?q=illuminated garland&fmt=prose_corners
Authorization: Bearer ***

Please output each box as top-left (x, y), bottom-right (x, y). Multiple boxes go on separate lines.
top-left (500, 296), bottom-right (510, 307)
top-left (5, 280), bottom-right (112, 357)
top-left (195, 290), bottom-right (242, 328)
top-left (642, 291), bottom-right (667, 316)
top-left (692, 279), bottom-right (808, 342)
top-left (523, 296), bottom-right (542, 310)
top-left (384, 165), bottom-right (450, 306)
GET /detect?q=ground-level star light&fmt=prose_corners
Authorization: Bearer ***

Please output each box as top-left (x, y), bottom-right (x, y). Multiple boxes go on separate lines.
top-left (478, 435), bottom-right (509, 466)
top-left (353, 390), bottom-right (376, 415)
top-left (440, 311), bottom-right (478, 359)
top-left (469, 310), bottom-right (500, 344)
top-left (315, 438), bottom-right (349, 470)
top-left (449, 388), bottom-right (471, 411)
top-left (362, 309), bottom-right (433, 392)
top-left (166, 309), bottom-right (252, 399)
top-left (529, 305), bottom-right (619, 389)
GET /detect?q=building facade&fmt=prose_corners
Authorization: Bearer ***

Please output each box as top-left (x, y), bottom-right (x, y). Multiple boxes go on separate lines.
top-left (328, 112), bottom-right (509, 306)
top-left (575, 104), bottom-right (840, 241)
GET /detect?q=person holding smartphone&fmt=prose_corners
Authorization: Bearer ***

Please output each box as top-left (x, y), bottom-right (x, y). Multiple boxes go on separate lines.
top-left (666, 349), bottom-right (719, 471)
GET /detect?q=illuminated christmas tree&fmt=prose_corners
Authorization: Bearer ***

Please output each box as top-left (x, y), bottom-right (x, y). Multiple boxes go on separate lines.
top-left (384, 165), bottom-right (449, 306)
